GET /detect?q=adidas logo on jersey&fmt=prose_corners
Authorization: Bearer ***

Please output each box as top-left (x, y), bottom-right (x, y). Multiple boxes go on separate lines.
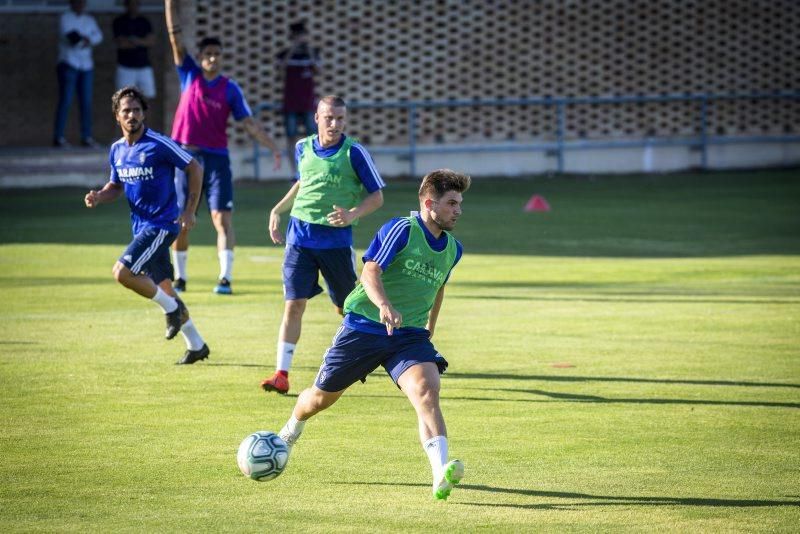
top-left (123, 255), bottom-right (133, 263)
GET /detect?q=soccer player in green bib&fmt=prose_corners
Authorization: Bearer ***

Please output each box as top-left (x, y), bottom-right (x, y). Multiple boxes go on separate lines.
top-left (277, 169), bottom-right (470, 500)
top-left (262, 95), bottom-right (386, 394)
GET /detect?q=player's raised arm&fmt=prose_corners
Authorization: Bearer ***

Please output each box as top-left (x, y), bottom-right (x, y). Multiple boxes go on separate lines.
top-left (360, 261), bottom-right (402, 335)
top-left (164, 0), bottom-right (186, 65)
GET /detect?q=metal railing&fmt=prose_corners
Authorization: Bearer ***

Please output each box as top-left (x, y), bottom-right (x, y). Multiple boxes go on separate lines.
top-left (252, 92), bottom-right (800, 179)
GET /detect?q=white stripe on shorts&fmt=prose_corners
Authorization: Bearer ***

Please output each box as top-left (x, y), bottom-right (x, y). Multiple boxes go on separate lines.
top-left (131, 228), bottom-right (168, 274)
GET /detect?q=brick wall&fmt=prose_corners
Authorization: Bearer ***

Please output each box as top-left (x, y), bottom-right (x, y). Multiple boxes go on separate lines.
top-left (3, 1), bottom-right (798, 148)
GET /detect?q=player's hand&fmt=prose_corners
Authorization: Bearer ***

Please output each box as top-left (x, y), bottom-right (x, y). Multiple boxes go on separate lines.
top-left (272, 152), bottom-right (282, 170)
top-left (84, 190), bottom-right (99, 208)
top-left (326, 205), bottom-right (355, 227)
top-left (379, 304), bottom-right (402, 336)
top-left (178, 210), bottom-right (196, 230)
top-left (269, 211), bottom-right (284, 244)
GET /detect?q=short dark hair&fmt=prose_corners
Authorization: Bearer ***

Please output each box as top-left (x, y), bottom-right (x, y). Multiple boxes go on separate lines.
top-left (111, 86), bottom-right (148, 115)
top-left (418, 169), bottom-right (471, 199)
top-left (198, 37), bottom-right (223, 52)
top-left (318, 95), bottom-right (346, 108)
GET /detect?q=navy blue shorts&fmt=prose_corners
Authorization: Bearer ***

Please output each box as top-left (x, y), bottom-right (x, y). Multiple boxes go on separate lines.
top-left (119, 226), bottom-right (178, 285)
top-left (282, 245), bottom-right (357, 307)
top-left (175, 150), bottom-right (233, 212)
top-left (284, 111), bottom-right (316, 138)
top-left (314, 326), bottom-right (442, 392)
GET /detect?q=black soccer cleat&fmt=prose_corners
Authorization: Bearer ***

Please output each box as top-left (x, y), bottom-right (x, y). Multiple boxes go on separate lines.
top-left (173, 278), bottom-right (186, 292)
top-left (164, 302), bottom-right (183, 340)
top-left (176, 343), bottom-right (210, 365)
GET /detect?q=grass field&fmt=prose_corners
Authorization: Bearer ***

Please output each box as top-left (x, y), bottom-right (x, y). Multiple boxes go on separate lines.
top-left (1, 170), bottom-right (799, 532)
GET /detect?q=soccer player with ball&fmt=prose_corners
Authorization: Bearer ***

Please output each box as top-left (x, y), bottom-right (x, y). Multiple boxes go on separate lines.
top-left (276, 169), bottom-right (470, 500)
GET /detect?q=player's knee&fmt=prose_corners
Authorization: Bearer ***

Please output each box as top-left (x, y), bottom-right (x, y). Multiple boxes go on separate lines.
top-left (407, 379), bottom-right (440, 407)
top-left (112, 262), bottom-right (129, 284)
top-left (211, 210), bottom-right (232, 230)
top-left (284, 300), bottom-right (307, 321)
top-left (299, 387), bottom-right (339, 416)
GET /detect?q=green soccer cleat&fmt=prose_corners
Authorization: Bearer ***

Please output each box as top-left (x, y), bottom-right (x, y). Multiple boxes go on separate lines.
top-left (433, 459), bottom-right (464, 500)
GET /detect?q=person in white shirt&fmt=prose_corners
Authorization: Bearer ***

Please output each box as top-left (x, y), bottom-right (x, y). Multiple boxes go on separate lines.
top-left (53, 0), bottom-right (103, 148)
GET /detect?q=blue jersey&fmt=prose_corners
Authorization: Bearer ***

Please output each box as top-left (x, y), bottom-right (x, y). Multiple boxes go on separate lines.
top-left (176, 55), bottom-right (251, 155)
top-left (109, 127), bottom-right (193, 235)
top-left (343, 213), bottom-right (463, 336)
top-left (286, 134), bottom-right (386, 249)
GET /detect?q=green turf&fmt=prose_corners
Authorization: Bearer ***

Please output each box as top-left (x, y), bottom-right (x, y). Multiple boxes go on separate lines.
top-left (1, 170), bottom-right (799, 532)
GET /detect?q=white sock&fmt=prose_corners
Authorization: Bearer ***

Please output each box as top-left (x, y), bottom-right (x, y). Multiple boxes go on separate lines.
top-left (173, 250), bottom-right (188, 281)
top-left (423, 436), bottom-right (449, 479)
top-left (151, 286), bottom-right (178, 313)
top-left (276, 341), bottom-right (296, 372)
top-left (279, 414), bottom-right (306, 444)
top-left (218, 249), bottom-right (234, 281)
top-left (180, 319), bottom-right (205, 351)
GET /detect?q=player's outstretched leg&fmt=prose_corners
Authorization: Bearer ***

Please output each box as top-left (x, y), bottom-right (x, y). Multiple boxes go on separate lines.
top-left (277, 386), bottom-right (344, 454)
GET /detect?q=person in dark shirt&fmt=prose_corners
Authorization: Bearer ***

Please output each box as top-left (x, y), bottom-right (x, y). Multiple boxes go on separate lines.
top-left (276, 21), bottom-right (321, 175)
top-left (113, 0), bottom-right (156, 98)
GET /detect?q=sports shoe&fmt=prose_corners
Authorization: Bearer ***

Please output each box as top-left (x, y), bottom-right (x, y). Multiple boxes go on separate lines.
top-left (433, 459), bottom-right (465, 500)
top-left (278, 428), bottom-right (297, 454)
top-left (213, 278), bottom-right (232, 295)
top-left (164, 298), bottom-right (189, 340)
top-left (173, 278), bottom-right (186, 292)
top-left (164, 303), bottom-right (182, 340)
top-left (176, 343), bottom-right (210, 365)
top-left (260, 371), bottom-right (290, 395)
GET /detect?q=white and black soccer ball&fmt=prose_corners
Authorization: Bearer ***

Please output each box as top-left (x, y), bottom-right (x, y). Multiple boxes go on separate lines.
top-left (237, 431), bottom-right (289, 481)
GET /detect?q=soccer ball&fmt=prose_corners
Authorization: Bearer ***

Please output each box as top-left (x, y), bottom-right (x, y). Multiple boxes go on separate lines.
top-left (237, 431), bottom-right (289, 481)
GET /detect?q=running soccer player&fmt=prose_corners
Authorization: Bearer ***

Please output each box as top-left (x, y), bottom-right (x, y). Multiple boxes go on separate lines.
top-left (276, 169), bottom-right (470, 500)
top-left (165, 0), bottom-right (281, 295)
top-left (260, 95), bottom-right (386, 395)
top-left (84, 86), bottom-right (210, 365)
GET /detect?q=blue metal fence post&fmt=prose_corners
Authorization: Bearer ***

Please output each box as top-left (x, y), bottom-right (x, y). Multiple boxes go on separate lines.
top-left (556, 100), bottom-right (565, 173)
top-left (408, 103), bottom-right (417, 177)
top-left (699, 97), bottom-right (709, 170)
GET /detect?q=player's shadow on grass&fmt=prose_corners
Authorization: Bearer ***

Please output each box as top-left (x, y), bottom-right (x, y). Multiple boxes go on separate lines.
top-left (445, 372), bottom-right (800, 389)
top-left (436, 386), bottom-right (800, 409)
top-left (461, 485), bottom-right (800, 508)
top-left (335, 482), bottom-right (800, 509)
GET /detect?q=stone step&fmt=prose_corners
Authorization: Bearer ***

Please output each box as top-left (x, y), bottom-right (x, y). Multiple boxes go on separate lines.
top-left (0, 147), bottom-right (108, 188)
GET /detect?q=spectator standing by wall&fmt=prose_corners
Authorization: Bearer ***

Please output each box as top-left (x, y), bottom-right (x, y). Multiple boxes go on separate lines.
top-left (53, 0), bottom-right (102, 148)
top-left (277, 21), bottom-right (321, 176)
top-left (113, 0), bottom-right (156, 99)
